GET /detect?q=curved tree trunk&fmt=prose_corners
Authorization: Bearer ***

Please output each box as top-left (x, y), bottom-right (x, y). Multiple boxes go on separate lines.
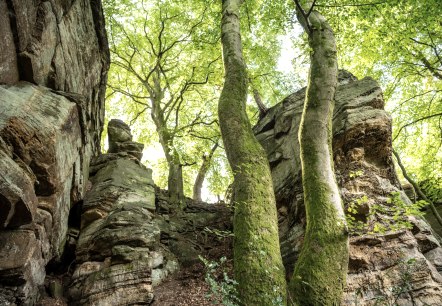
top-left (393, 149), bottom-right (442, 226)
top-left (252, 88), bottom-right (268, 118)
top-left (193, 142), bottom-right (219, 201)
top-left (219, 0), bottom-right (287, 304)
top-left (289, 2), bottom-right (349, 305)
top-left (150, 80), bottom-right (184, 203)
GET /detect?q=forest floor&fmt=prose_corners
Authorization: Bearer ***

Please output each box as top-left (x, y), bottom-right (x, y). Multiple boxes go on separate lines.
top-left (152, 235), bottom-right (233, 306)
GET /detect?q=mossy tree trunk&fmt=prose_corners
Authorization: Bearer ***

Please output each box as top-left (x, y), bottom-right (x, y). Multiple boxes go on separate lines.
top-left (289, 2), bottom-right (349, 305)
top-left (218, 0), bottom-right (287, 304)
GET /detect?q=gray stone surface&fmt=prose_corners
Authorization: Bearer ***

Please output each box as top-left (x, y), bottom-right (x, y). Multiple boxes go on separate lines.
top-left (255, 73), bottom-right (442, 305)
top-left (0, 0), bottom-right (19, 84)
top-left (67, 122), bottom-right (162, 304)
top-left (67, 120), bottom-right (232, 305)
top-left (0, 0), bottom-right (109, 303)
top-left (68, 151), bottom-right (175, 305)
top-left (0, 230), bottom-right (45, 305)
top-left (0, 83), bottom-right (83, 303)
top-left (107, 118), bottom-right (144, 161)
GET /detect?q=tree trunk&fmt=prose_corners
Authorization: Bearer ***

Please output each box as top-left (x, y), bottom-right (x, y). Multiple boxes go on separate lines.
top-left (393, 149), bottom-right (442, 226)
top-left (150, 87), bottom-right (185, 203)
top-left (289, 2), bottom-right (349, 305)
top-left (219, 0), bottom-right (287, 304)
top-left (252, 88), bottom-right (268, 118)
top-left (167, 158), bottom-right (184, 203)
top-left (193, 142), bottom-right (219, 201)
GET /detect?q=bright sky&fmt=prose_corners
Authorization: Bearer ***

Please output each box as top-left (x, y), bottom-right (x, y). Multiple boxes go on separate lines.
top-left (105, 29), bottom-right (303, 203)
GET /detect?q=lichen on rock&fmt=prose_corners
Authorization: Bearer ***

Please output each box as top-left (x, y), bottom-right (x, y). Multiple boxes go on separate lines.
top-left (254, 71), bottom-right (442, 305)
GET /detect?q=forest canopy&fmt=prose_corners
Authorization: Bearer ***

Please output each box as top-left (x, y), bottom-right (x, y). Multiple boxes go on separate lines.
top-left (102, 0), bottom-right (442, 203)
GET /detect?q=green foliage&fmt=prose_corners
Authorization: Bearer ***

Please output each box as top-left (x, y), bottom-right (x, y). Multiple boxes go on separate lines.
top-left (346, 192), bottom-right (428, 235)
top-left (349, 169), bottom-right (364, 178)
top-left (346, 195), bottom-right (369, 235)
top-left (102, 0), bottom-right (296, 199)
top-left (199, 256), bottom-right (240, 306)
top-left (321, 0), bottom-right (442, 192)
top-left (103, 0), bottom-right (227, 197)
top-left (420, 178), bottom-right (442, 203)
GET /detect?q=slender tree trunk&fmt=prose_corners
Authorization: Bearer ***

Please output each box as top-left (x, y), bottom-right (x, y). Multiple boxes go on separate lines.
top-left (193, 142), bottom-right (219, 201)
top-left (252, 88), bottom-right (268, 118)
top-left (219, 0), bottom-right (287, 304)
top-left (167, 150), bottom-right (184, 203)
top-left (289, 2), bottom-right (349, 305)
top-left (393, 149), bottom-right (442, 226)
top-left (150, 84), bottom-right (185, 203)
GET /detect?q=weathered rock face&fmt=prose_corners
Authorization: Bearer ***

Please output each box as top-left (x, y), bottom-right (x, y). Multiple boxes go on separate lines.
top-left (0, 0), bottom-right (109, 304)
top-left (67, 123), bottom-right (164, 305)
top-left (67, 121), bottom-right (231, 305)
top-left (255, 73), bottom-right (442, 305)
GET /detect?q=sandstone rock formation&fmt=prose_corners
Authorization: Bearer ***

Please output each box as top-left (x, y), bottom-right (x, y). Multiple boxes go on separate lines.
top-left (67, 120), bottom-right (164, 305)
top-left (254, 72), bottom-right (442, 305)
top-left (0, 0), bottom-right (109, 304)
top-left (67, 120), bottom-right (231, 305)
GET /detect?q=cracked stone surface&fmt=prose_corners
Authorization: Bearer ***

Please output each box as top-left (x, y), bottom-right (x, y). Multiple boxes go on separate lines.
top-left (255, 72), bottom-right (442, 305)
top-left (0, 0), bottom-right (109, 304)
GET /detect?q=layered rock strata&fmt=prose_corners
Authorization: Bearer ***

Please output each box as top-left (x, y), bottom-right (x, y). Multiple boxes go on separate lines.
top-left (0, 0), bottom-right (109, 304)
top-left (255, 73), bottom-right (442, 305)
top-left (67, 120), bottom-right (166, 305)
top-left (67, 120), bottom-right (231, 305)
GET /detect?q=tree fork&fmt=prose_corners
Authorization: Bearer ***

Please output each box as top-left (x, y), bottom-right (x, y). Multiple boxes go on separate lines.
top-left (218, 0), bottom-right (287, 304)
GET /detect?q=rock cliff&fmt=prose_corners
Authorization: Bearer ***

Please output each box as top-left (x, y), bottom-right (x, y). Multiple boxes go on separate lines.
top-left (254, 72), bottom-right (442, 305)
top-left (67, 119), bottom-right (230, 305)
top-left (0, 0), bottom-right (108, 304)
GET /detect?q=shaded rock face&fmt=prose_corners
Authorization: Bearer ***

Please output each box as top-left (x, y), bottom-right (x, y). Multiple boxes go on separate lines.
top-left (67, 125), bottom-right (161, 305)
top-left (255, 73), bottom-right (442, 305)
top-left (67, 121), bottom-right (231, 305)
top-left (0, 0), bottom-right (109, 304)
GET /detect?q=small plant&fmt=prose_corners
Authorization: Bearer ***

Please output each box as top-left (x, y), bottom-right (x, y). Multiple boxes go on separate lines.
top-left (372, 258), bottom-right (421, 305)
top-left (349, 169), bottom-right (364, 178)
top-left (199, 256), bottom-right (240, 306)
top-left (346, 192), bottom-right (428, 235)
top-left (370, 192), bottom-right (428, 234)
top-left (346, 195), bottom-right (369, 235)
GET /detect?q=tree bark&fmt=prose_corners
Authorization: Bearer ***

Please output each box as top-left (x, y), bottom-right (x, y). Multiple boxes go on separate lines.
top-left (193, 142), bottom-right (219, 201)
top-left (218, 0), bottom-right (287, 304)
top-left (167, 151), bottom-right (184, 203)
top-left (289, 2), bottom-right (349, 305)
top-left (252, 88), bottom-right (268, 118)
top-left (393, 149), bottom-right (442, 226)
top-left (150, 74), bottom-right (185, 203)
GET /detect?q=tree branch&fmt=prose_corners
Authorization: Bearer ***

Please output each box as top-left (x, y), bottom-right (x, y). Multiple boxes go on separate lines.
top-left (393, 149), bottom-right (442, 226)
top-left (293, 0), bottom-right (312, 33)
top-left (316, 1), bottom-right (387, 8)
top-left (393, 112), bottom-right (442, 141)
